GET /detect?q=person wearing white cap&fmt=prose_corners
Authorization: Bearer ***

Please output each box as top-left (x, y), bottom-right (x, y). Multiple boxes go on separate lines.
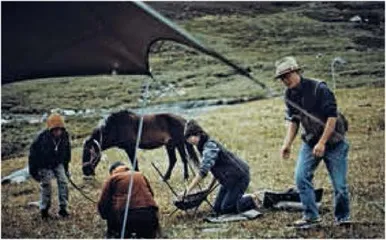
top-left (275, 56), bottom-right (350, 228)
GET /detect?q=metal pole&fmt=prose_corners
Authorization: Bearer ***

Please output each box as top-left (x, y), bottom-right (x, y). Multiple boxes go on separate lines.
top-left (331, 57), bottom-right (346, 92)
top-left (120, 78), bottom-right (151, 239)
top-left (331, 60), bottom-right (336, 92)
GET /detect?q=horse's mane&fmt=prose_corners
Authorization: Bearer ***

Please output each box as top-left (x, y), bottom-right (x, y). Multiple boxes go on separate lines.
top-left (103, 110), bottom-right (136, 127)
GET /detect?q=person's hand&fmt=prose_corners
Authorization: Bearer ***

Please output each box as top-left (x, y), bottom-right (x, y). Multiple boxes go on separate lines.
top-left (280, 144), bottom-right (291, 159)
top-left (313, 142), bottom-right (326, 158)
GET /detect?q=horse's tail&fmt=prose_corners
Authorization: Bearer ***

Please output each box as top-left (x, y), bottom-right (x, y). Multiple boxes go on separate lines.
top-left (185, 141), bottom-right (200, 167)
top-left (164, 113), bottom-right (200, 167)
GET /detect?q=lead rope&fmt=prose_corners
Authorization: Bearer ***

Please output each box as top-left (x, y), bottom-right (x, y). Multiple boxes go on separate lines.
top-left (120, 77), bottom-right (151, 239)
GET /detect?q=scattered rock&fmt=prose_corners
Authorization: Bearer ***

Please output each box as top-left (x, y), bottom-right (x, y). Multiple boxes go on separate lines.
top-left (12, 189), bottom-right (34, 197)
top-left (27, 201), bottom-right (40, 208)
top-left (350, 15), bottom-right (362, 23)
top-left (358, 103), bottom-right (372, 107)
top-left (201, 227), bottom-right (229, 233)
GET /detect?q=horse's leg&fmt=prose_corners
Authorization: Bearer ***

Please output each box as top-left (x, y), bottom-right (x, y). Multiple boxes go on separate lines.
top-left (164, 145), bottom-right (177, 181)
top-left (124, 145), bottom-right (139, 171)
top-left (176, 143), bottom-right (189, 180)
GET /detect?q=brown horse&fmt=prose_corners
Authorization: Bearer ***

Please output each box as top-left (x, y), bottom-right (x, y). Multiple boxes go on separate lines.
top-left (82, 110), bottom-right (199, 180)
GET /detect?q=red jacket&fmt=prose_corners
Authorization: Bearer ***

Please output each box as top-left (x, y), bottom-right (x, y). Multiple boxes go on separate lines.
top-left (98, 166), bottom-right (158, 220)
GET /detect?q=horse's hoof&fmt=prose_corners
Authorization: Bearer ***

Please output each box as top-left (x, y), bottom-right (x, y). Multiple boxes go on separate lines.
top-left (83, 175), bottom-right (95, 181)
top-left (163, 175), bottom-right (170, 182)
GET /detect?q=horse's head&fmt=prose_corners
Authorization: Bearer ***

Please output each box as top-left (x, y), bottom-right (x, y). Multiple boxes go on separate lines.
top-left (82, 129), bottom-right (103, 176)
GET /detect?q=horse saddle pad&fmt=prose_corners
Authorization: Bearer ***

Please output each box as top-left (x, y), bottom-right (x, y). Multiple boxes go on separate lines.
top-left (263, 188), bottom-right (324, 210)
top-left (204, 209), bottom-right (262, 223)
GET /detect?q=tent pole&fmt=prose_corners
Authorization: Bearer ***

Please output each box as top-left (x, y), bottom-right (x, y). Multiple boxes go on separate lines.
top-left (120, 76), bottom-right (152, 239)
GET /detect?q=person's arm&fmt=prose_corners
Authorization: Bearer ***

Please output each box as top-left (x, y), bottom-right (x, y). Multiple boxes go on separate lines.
top-left (143, 175), bottom-right (155, 197)
top-left (281, 91), bottom-right (300, 159)
top-left (64, 131), bottom-right (71, 175)
top-left (29, 134), bottom-right (42, 181)
top-left (98, 178), bottom-right (112, 219)
top-left (313, 117), bottom-right (337, 157)
top-left (186, 174), bottom-right (202, 195)
top-left (206, 175), bottom-right (218, 191)
top-left (281, 121), bottom-right (299, 159)
top-left (183, 141), bottom-right (219, 196)
top-left (313, 83), bottom-right (339, 157)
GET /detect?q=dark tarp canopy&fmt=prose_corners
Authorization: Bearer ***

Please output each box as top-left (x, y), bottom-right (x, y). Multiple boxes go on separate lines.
top-left (2, 1), bottom-right (265, 88)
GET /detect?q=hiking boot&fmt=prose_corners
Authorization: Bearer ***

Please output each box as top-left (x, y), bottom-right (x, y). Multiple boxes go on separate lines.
top-left (334, 217), bottom-right (352, 226)
top-left (58, 208), bottom-right (70, 217)
top-left (292, 217), bottom-right (322, 229)
top-left (250, 192), bottom-right (263, 209)
top-left (41, 209), bottom-right (51, 220)
top-left (206, 211), bottom-right (220, 218)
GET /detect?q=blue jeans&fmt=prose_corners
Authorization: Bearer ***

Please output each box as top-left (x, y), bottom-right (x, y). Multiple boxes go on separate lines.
top-left (213, 175), bottom-right (255, 214)
top-left (295, 141), bottom-right (350, 221)
top-left (39, 164), bottom-right (68, 210)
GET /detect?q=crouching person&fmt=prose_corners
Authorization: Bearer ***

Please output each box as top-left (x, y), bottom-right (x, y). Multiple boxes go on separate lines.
top-left (28, 113), bottom-right (71, 219)
top-left (98, 161), bottom-right (160, 238)
top-left (183, 120), bottom-right (258, 216)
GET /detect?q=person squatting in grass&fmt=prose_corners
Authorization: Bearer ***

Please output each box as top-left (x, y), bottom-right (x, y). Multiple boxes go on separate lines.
top-left (28, 113), bottom-right (71, 219)
top-left (98, 161), bottom-right (160, 238)
top-left (181, 120), bottom-right (261, 216)
top-left (276, 56), bottom-right (350, 228)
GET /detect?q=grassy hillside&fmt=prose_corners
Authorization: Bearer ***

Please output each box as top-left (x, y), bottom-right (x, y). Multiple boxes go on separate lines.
top-left (1, 2), bottom-right (385, 238)
top-left (1, 2), bottom-right (384, 159)
top-left (1, 86), bottom-right (384, 238)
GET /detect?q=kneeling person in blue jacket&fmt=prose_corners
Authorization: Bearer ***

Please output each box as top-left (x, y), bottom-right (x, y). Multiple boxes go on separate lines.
top-left (182, 120), bottom-right (257, 215)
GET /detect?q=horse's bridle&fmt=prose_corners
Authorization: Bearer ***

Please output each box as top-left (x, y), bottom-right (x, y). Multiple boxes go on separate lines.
top-left (83, 129), bottom-right (103, 171)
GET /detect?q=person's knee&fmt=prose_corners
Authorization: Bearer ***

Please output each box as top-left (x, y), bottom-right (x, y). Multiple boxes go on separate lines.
top-left (57, 178), bottom-right (68, 186)
top-left (56, 173), bottom-right (68, 185)
top-left (295, 171), bottom-right (312, 190)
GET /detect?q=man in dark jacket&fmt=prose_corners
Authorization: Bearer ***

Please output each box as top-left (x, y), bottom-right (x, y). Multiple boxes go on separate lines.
top-left (29, 113), bottom-right (71, 219)
top-left (98, 161), bottom-right (160, 238)
top-left (276, 56), bottom-right (350, 228)
top-left (182, 120), bottom-right (257, 215)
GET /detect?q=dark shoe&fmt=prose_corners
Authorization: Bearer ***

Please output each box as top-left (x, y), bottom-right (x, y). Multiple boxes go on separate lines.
top-left (203, 212), bottom-right (220, 222)
top-left (335, 217), bottom-right (352, 226)
top-left (207, 211), bottom-right (220, 218)
top-left (291, 217), bottom-right (322, 229)
top-left (58, 208), bottom-right (70, 217)
top-left (41, 209), bottom-right (51, 220)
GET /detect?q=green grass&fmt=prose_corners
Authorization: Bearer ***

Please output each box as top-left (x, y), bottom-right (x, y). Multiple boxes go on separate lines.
top-left (2, 2), bottom-right (384, 115)
top-left (1, 2), bottom-right (385, 238)
top-left (1, 2), bottom-right (384, 160)
top-left (1, 86), bottom-right (384, 238)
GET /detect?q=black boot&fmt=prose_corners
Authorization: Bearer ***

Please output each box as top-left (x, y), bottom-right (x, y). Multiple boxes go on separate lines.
top-left (41, 209), bottom-right (50, 220)
top-left (58, 208), bottom-right (70, 217)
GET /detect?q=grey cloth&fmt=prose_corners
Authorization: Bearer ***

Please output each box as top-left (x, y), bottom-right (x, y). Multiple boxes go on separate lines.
top-left (39, 164), bottom-right (68, 210)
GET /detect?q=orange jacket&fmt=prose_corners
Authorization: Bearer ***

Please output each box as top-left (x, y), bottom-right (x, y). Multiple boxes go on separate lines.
top-left (98, 166), bottom-right (158, 220)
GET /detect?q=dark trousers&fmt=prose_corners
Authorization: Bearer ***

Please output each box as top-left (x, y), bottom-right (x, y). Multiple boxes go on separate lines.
top-left (106, 207), bottom-right (159, 239)
top-left (213, 175), bottom-right (255, 214)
